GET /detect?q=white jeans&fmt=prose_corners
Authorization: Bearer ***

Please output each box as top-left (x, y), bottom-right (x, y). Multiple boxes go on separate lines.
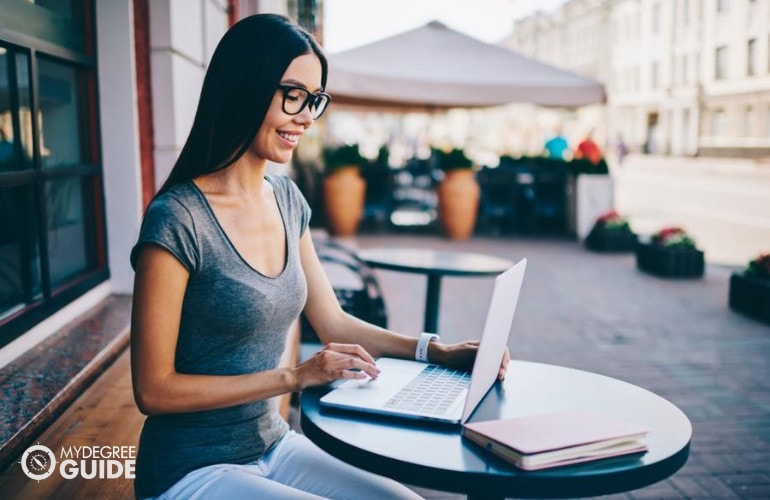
top-left (151, 430), bottom-right (423, 499)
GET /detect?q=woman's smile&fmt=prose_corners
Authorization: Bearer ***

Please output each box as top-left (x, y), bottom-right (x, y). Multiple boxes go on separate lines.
top-left (277, 130), bottom-right (301, 146)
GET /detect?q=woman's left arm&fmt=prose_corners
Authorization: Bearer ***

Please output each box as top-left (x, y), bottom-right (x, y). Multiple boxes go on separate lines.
top-left (299, 232), bottom-right (509, 379)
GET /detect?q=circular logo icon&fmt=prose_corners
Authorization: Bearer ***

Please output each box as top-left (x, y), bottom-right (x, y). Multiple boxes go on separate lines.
top-left (21, 444), bottom-right (57, 481)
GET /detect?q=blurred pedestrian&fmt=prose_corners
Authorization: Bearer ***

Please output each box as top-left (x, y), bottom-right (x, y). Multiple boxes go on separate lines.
top-left (574, 130), bottom-right (603, 165)
top-left (543, 125), bottom-right (570, 160)
top-left (615, 133), bottom-right (629, 164)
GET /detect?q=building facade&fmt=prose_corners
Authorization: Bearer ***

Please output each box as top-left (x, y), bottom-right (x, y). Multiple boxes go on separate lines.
top-left (504, 0), bottom-right (770, 159)
top-left (0, 0), bottom-right (321, 362)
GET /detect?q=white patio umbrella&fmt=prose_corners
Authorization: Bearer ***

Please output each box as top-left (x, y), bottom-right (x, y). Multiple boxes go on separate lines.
top-left (326, 21), bottom-right (605, 110)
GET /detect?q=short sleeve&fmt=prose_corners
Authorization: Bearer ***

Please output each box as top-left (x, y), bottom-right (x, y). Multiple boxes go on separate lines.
top-left (294, 182), bottom-right (312, 236)
top-left (130, 194), bottom-right (200, 273)
top-left (278, 176), bottom-right (312, 236)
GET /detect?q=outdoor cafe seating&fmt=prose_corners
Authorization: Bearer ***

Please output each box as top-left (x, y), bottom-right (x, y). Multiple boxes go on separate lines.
top-left (478, 157), bottom-right (572, 235)
top-left (356, 156), bottom-right (572, 236)
top-left (294, 148), bottom-right (576, 237)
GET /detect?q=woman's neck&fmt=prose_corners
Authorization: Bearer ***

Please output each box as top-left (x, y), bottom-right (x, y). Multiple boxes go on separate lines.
top-left (196, 156), bottom-right (269, 198)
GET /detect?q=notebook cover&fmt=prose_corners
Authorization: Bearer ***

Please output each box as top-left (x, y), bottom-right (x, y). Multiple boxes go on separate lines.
top-left (462, 410), bottom-right (648, 455)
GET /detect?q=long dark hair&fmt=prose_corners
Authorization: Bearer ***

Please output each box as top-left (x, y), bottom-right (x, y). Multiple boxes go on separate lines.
top-left (157, 14), bottom-right (327, 195)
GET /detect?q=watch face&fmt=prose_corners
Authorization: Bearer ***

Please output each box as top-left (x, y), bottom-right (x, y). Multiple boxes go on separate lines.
top-left (21, 445), bottom-right (57, 481)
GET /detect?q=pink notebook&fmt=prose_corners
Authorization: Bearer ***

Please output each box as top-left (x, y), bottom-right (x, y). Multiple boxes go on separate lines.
top-left (462, 410), bottom-right (648, 470)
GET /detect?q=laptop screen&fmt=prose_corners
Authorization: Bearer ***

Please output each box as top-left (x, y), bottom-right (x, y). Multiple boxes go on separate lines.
top-left (461, 259), bottom-right (527, 423)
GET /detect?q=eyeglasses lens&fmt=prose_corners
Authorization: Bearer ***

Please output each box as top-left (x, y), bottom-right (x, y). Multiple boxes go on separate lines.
top-left (282, 87), bottom-right (329, 119)
top-left (310, 95), bottom-right (329, 119)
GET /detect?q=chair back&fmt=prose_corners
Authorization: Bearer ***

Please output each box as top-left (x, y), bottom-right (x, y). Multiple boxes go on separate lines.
top-left (300, 240), bottom-right (388, 342)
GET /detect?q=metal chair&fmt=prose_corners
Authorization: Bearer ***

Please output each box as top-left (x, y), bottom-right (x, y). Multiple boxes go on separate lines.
top-left (300, 239), bottom-right (388, 343)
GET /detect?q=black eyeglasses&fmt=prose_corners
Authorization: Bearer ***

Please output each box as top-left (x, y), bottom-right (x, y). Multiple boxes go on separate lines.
top-left (276, 84), bottom-right (331, 119)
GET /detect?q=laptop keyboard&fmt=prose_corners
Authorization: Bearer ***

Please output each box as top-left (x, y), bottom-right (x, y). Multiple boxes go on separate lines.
top-left (383, 364), bottom-right (471, 415)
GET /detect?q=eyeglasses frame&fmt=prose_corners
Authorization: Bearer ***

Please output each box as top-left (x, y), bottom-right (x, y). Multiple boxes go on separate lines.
top-left (276, 84), bottom-right (332, 119)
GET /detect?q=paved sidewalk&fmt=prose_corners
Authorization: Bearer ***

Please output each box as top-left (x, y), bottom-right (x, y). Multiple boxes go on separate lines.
top-left (325, 234), bottom-right (770, 499)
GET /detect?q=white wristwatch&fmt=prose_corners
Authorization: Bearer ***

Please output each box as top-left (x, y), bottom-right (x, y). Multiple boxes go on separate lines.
top-left (415, 333), bottom-right (440, 362)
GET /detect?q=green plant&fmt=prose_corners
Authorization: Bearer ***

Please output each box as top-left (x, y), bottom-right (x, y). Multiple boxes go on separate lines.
top-left (376, 145), bottom-right (389, 165)
top-left (323, 144), bottom-right (366, 174)
top-left (571, 157), bottom-right (609, 175)
top-left (432, 147), bottom-right (472, 171)
top-left (745, 253), bottom-right (770, 279)
top-left (495, 155), bottom-right (609, 175)
top-left (651, 227), bottom-right (696, 248)
top-left (594, 210), bottom-right (631, 232)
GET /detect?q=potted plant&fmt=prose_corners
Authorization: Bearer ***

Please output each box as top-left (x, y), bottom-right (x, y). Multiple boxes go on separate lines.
top-left (322, 144), bottom-right (367, 236)
top-left (636, 227), bottom-right (704, 278)
top-left (729, 253), bottom-right (770, 324)
top-left (434, 148), bottom-right (479, 240)
top-left (585, 210), bottom-right (638, 252)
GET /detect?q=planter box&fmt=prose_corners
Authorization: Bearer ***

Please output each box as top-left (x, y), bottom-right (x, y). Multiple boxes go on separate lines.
top-left (635, 243), bottom-right (704, 278)
top-left (729, 273), bottom-right (770, 324)
top-left (585, 225), bottom-right (638, 253)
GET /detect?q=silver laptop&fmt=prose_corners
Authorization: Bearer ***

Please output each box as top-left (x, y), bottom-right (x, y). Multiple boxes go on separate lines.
top-left (320, 258), bottom-right (527, 425)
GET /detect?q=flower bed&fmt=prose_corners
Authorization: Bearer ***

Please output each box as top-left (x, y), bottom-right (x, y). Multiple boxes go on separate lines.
top-left (729, 253), bottom-right (770, 324)
top-left (585, 210), bottom-right (638, 252)
top-left (636, 227), bottom-right (704, 278)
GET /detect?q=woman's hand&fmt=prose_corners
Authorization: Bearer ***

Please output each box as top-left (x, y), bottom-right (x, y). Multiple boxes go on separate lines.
top-left (433, 341), bottom-right (510, 380)
top-left (292, 343), bottom-right (381, 390)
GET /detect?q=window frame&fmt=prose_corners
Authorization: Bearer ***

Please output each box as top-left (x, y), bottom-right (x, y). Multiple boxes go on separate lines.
top-left (715, 45), bottom-right (728, 80)
top-left (747, 38), bottom-right (756, 77)
top-left (0, 0), bottom-right (107, 347)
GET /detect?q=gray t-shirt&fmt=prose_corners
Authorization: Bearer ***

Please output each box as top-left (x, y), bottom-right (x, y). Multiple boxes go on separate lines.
top-left (130, 175), bottom-right (310, 498)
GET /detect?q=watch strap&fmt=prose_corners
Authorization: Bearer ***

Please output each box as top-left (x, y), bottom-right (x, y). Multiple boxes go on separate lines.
top-left (415, 333), bottom-right (439, 362)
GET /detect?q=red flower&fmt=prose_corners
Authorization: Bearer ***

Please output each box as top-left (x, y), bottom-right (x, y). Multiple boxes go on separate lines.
top-left (597, 209), bottom-right (620, 223)
top-left (747, 253), bottom-right (770, 279)
top-left (594, 210), bottom-right (631, 231)
top-left (652, 227), bottom-right (696, 248)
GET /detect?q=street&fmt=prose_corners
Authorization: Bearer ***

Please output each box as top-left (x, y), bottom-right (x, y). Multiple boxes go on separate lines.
top-left (614, 154), bottom-right (770, 267)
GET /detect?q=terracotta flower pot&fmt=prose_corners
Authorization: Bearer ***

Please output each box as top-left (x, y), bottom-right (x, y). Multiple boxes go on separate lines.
top-left (323, 166), bottom-right (365, 236)
top-left (437, 169), bottom-right (480, 240)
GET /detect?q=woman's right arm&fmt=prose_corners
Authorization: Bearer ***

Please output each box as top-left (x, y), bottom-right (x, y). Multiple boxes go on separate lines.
top-left (131, 245), bottom-right (378, 415)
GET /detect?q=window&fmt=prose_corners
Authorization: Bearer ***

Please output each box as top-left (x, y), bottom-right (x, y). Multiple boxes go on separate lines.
top-left (682, 55), bottom-right (689, 84)
top-left (31, 0), bottom-right (81, 20)
top-left (712, 110), bottom-right (726, 137)
top-left (747, 39), bottom-right (757, 76)
top-left (651, 62), bottom-right (660, 88)
top-left (766, 108), bottom-right (770, 137)
top-left (0, 1), bottom-right (107, 346)
top-left (683, 0), bottom-right (690, 25)
top-left (745, 108), bottom-right (755, 137)
top-left (715, 46), bottom-right (728, 80)
top-left (653, 3), bottom-right (662, 34)
top-left (672, 57), bottom-right (679, 85)
top-left (717, 0), bottom-right (729, 13)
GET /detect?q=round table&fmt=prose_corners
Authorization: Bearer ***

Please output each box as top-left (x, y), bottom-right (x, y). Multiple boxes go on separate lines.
top-left (300, 361), bottom-right (692, 499)
top-left (357, 248), bottom-right (514, 333)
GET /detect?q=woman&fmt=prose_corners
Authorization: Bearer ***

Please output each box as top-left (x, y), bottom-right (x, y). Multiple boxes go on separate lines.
top-left (131, 14), bottom-right (508, 499)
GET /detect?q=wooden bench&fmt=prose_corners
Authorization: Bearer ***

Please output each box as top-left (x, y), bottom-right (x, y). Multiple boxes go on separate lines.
top-left (0, 322), bottom-right (300, 498)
